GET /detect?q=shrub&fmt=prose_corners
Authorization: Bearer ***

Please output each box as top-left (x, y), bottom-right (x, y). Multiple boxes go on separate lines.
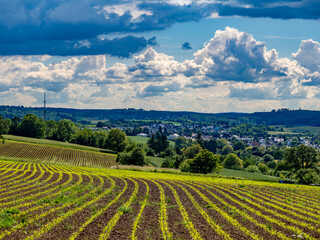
top-left (245, 165), bottom-right (261, 173)
top-left (258, 163), bottom-right (269, 174)
top-left (266, 160), bottom-right (276, 169)
top-left (116, 147), bottom-right (147, 166)
top-left (161, 157), bottom-right (175, 168)
top-left (295, 168), bottom-right (320, 184)
top-left (243, 158), bottom-right (257, 168)
top-left (180, 159), bottom-right (191, 172)
top-left (187, 149), bottom-right (221, 174)
top-left (221, 145), bottom-right (233, 155)
top-left (183, 144), bottom-right (202, 159)
top-left (263, 154), bottom-right (274, 163)
top-left (223, 153), bottom-right (243, 170)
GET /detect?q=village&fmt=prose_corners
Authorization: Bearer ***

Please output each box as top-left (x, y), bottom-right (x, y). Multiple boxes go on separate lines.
top-left (92, 120), bottom-right (320, 150)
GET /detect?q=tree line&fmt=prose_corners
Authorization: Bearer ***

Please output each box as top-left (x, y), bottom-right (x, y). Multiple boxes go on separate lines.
top-left (0, 114), bottom-right (127, 152)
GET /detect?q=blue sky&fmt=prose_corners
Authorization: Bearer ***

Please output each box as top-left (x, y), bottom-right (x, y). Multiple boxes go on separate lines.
top-left (1, 0), bottom-right (320, 113)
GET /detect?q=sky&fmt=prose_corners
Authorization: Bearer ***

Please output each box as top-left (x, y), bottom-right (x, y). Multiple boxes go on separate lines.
top-left (1, 0), bottom-right (320, 113)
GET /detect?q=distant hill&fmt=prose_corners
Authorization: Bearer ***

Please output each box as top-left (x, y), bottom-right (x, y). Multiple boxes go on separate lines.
top-left (1, 105), bottom-right (320, 126)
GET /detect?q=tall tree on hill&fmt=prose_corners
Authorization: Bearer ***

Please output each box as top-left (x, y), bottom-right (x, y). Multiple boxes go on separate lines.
top-left (104, 128), bottom-right (128, 152)
top-left (147, 130), bottom-right (169, 154)
top-left (284, 144), bottom-right (319, 171)
top-left (196, 130), bottom-right (204, 148)
top-left (0, 116), bottom-right (10, 143)
top-left (55, 119), bottom-right (77, 142)
top-left (9, 116), bottom-right (21, 135)
top-left (18, 114), bottom-right (46, 138)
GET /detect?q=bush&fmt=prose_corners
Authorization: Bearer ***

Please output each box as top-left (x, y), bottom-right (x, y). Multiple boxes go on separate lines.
top-left (295, 168), bottom-right (320, 184)
top-left (105, 129), bottom-right (128, 152)
top-left (183, 144), bottom-right (202, 159)
top-left (221, 145), bottom-right (233, 155)
top-left (159, 146), bottom-right (176, 158)
top-left (161, 157), bottom-right (175, 168)
top-left (266, 160), bottom-right (276, 169)
top-left (180, 149), bottom-right (221, 174)
top-left (233, 141), bottom-right (246, 151)
top-left (116, 147), bottom-right (147, 166)
top-left (189, 150), bottom-right (220, 174)
top-left (258, 163), bottom-right (269, 174)
top-left (245, 165), bottom-right (261, 173)
top-left (243, 158), bottom-right (257, 168)
top-left (180, 159), bottom-right (191, 172)
top-left (263, 154), bottom-right (274, 163)
top-left (223, 153), bottom-right (243, 170)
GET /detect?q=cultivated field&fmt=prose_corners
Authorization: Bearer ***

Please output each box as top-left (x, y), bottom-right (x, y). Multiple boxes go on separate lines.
top-left (0, 160), bottom-right (319, 239)
top-left (0, 142), bottom-right (116, 168)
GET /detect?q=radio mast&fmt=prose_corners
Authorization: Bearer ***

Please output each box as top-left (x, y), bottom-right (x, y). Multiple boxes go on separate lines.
top-left (44, 93), bottom-right (47, 121)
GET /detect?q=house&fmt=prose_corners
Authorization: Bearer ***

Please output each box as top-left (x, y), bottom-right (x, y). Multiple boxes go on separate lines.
top-left (168, 134), bottom-right (179, 140)
top-left (137, 133), bottom-right (148, 137)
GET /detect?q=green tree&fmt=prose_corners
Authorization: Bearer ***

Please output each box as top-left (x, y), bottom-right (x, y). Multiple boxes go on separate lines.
top-left (147, 131), bottom-right (169, 154)
top-left (243, 157), bottom-right (257, 168)
top-left (204, 139), bottom-right (217, 153)
top-left (0, 116), bottom-right (11, 142)
top-left (105, 128), bottom-right (128, 152)
top-left (258, 163), bottom-right (269, 174)
top-left (266, 160), bottom-right (277, 169)
top-left (116, 147), bottom-right (146, 166)
top-left (187, 149), bottom-right (221, 174)
top-left (216, 139), bottom-right (228, 150)
top-left (174, 136), bottom-right (188, 149)
top-left (223, 153), bottom-right (243, 170)
top-left (183, 144), bottom-right (202, 159)
top-left (221, 145), bottom-right (233, 155)
top-left (55, 119), bottom-right (77, 142)
top-left (45, 120), bottom-right (57, 139)
top-left (196, 131), bottom-right (204, 147)
top-left (233, 141), bottom-right (246, 151)
top-left (18, 114), bottom-right (45, 138)
top-left (0, 117), bottom-right (9, 143)
top-left (284, 145), bottom-right (319, 172)
top-left (263, 154), bottom-right (274, 163)
top-left (130, 147), bottom-right (147, 166)
top-left (295, 168), bottom-right (320, 184)
top-left (161, 157), bottom-right (175, 168)
top-left (245, 165), bottom-right (261, 173)
top-left (9, 116), bottom-right (21, 135)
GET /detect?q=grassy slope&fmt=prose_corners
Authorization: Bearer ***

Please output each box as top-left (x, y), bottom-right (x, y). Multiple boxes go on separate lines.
top-left (3, 134), bottom-right (115, 154)
top-left (127, 136), bottom-right (149, 145)
top-left (148, 156), bottom-right (165, 167)
top-left (220, 168), bottom-right (279, 182)
top-left (127, 135), bottom-right (175, 146)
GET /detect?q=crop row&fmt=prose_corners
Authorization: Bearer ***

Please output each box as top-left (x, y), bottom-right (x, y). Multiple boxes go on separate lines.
top-left (0, 160), bottom-right (319, 239)
top-left (0, 142), bottom-right (116, 168)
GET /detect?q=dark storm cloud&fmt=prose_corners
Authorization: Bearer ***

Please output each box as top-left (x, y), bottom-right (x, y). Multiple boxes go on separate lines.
top-left (147, 37), bottom-right (159, 46)
top-left (218, 0), bottom-right (320, 20)
top-left (0, 0), bottom-right (213, 56)
top-left (0, 36), bottom-right (148, 57)
top-left (182, 42), bottom-right (192, 50)
top-left (0, 0), bottom-right (319, 56)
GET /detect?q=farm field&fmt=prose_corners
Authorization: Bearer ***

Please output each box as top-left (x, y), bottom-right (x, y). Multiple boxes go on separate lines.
top-left (0, 141), bottom-right (116, 169)
top-left (0, 159), bottom-right (319, 239)
top-left (268, 125), bottom-right (320, 135)
top-left (3, 135), bottom-right (114, 153)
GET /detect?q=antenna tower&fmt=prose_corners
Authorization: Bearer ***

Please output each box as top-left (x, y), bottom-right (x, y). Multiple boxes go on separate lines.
top-left (44, 92), bottom-right (47, 121)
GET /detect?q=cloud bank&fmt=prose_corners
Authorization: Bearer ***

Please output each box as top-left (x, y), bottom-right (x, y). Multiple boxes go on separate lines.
top-left (1, 27), bottom-right (320, 112)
